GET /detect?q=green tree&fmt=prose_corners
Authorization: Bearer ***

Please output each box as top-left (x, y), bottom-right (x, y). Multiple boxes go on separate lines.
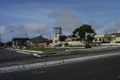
top-left (59, 35), bottom-right (67, 41)
top-left (73, 24), bottom-right (96, 48)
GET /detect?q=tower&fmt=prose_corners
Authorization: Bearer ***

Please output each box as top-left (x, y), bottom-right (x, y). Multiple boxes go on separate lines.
top-left (53, 27), bottom-right (62, 44)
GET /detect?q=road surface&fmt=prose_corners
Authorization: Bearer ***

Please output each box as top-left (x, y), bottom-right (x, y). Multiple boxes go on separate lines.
top-left (0, 48), bottom-right (34, 62)
top-left (0, 52), bottom-right (120, 80)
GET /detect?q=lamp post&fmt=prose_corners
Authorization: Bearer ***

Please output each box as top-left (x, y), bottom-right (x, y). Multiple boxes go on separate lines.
top-left (0, 33), bottom-right (1, 47)
top-left (9, 30), bottom-right (14, 48)
top-left (0, 33), bottom-right (1, 43)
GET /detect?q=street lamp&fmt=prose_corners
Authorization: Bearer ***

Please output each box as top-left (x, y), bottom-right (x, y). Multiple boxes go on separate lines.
top-left (0, 33), bottom-right (1, 47)
top-left (0, 33), bottom-right (1, 43)
top-left (9, 30), bottom-right (15, 48)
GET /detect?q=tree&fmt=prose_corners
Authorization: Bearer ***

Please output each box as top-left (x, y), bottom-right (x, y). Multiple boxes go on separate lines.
top-left (73, 24), bottom-right (96, 48)
top-left (59, 35), bottom-right (67, 41)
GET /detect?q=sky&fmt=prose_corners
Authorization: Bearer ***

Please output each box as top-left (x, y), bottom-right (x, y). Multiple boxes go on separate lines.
top-left (0, 0), bottom-right (120, 42)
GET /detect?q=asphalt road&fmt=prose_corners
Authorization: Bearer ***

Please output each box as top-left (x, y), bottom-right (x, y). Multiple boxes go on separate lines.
top-left (0, 47), bottom-right (119, 67)
top-left (1, 52), bottom-right (120, 80)
top-left (0, 49), bottom-right (34, 62)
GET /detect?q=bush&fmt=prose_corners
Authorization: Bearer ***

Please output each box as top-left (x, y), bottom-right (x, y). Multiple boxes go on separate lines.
top-left (85, 44), bottom-right (91, 48)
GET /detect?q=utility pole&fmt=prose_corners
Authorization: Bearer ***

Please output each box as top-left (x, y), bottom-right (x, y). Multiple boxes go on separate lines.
top-left (0, 33), bottom-right (1, 42)
top-left (0, 33), bottom-right (1, 47)
top-left (10, 30), bottom-right (13, 48)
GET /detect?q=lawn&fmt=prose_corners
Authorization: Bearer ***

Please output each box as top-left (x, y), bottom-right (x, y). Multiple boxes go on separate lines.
top-left (24, 47), bottom-right (57, 52)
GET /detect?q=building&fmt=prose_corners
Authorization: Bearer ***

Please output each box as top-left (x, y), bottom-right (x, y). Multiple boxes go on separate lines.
top-left (112, 33), bottom-right (120, 43)
top-left (93, 34), bottom-right (115, 44)
top-left (30, 35), bottom-right (52, 47)
top-left (65, 35), bottom-right (80, 41)
top-left (65, 35), bottom-right (82, 46)
top-left (38, 40), bottom-right (52, 47)
top-left (52, 27), bottom-right (62, 45)
top-left (12, 38), bottom-right (29, 48)
top-left (93, 33), bottom-right (120, 45)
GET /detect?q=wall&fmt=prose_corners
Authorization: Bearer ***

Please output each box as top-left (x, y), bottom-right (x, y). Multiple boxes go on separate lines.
top-left (68, 41), bottom-right (82, 46)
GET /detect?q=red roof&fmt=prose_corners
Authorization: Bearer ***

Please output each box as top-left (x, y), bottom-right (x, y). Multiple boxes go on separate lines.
top-left (112, 33), bottom-right (120, 36)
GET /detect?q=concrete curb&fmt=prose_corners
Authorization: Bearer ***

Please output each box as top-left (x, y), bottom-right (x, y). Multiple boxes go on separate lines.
top-left (15, 49), bottom-right (43, 53)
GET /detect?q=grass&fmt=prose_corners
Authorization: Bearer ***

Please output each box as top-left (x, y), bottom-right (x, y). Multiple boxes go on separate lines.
top-left (24, 45), bottom-right (106, 52)
top-left (24, 47), bottom-right (57, 52)
top-left (24, 47), bottom-right (84, 52)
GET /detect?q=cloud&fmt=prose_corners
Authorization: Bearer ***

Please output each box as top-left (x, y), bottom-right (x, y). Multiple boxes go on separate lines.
top-left (0, 24), bottom-right (19, 34)
top-left (12, 23), bottom-right (47, 38)
top-left (24, 23), bottom-right (47, 32)
top-left (0, 24), bottom-right (14, 34)
top-left (49, 10), bottom-right (81, 34)
top-left (0, 26), bottom-right (6, 34)
top-left (89, 20), bottom-right (103, 30)
top-left (88, 20), bottom-right (106, 34)
top-left (0, 23), bottom-right (48, 42)
top-left (104, 19), bottom-right (120, 33)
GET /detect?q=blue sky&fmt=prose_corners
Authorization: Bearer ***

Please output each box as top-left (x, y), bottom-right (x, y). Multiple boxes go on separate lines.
top-left (0, 0), bottom-right (120, 42)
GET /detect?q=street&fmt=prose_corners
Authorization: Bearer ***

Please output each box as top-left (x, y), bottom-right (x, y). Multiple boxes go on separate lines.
top-left (0, 51), bottom-right (120, 80)
top-left (0, 48), bottom-right (34, 62)
top-left (0, 47), bottom-right (119, 67)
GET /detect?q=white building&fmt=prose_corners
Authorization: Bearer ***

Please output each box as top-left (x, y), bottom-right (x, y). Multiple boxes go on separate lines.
top-left (93, 33), bottom-right (120, 46)
top-left (52, 27), bottom-right (62, 45)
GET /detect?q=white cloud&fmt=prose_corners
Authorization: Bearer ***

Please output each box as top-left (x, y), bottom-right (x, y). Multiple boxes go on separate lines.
top-left (88, 20), bottom-right (106, 34)
top-left (89, 20), bottom-right (104, 30)
top-left (12, 23), bottom-right (47, 38)
top-left (24, 23), bottom-right (47, 32)
top-left (49, 10), bottom-right (81, 34)
top-left (0, 23), bottom-right (48, 40)
top-left (0, 26), bottom-right (6, 34)
top-left (104, 19), bottom-right (120, 33)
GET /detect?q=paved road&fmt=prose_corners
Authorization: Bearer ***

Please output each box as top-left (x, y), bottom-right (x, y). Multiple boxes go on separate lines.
top-left (1, 53), bottom-right (120, 80)
top-left (0, 47), bottom-right (119, 67)
top-left (0, 49), bottom-right (34, 62)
